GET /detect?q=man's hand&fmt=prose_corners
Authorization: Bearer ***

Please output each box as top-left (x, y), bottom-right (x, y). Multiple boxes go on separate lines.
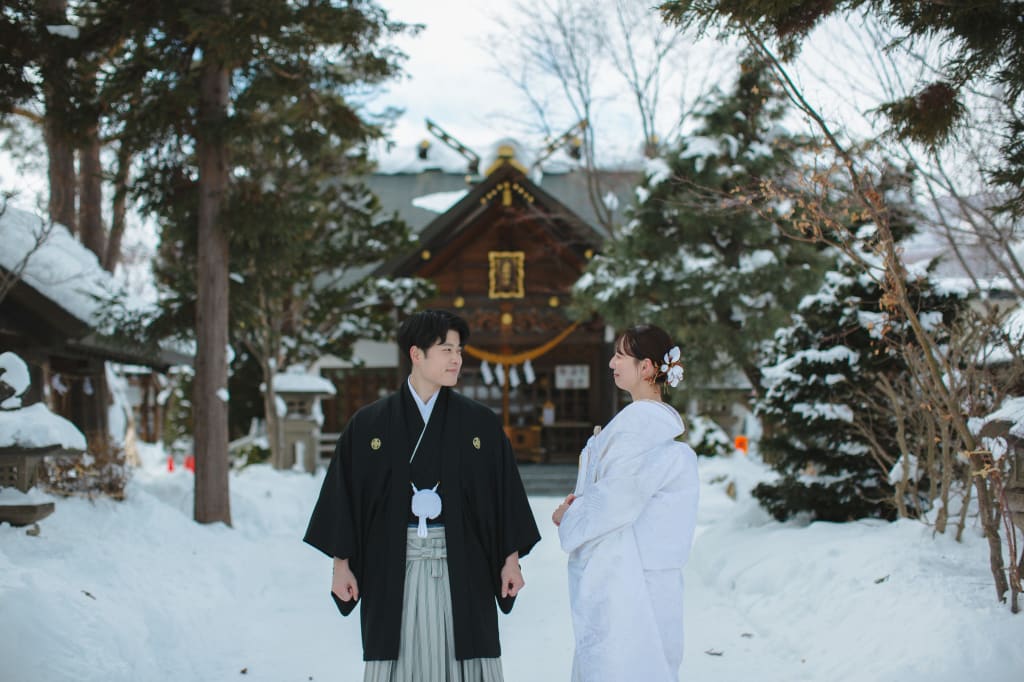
top-left (500, 552), bottom-right (524, 598)
top-left (551, 493), bottom-right (576, 526)
top-left (332, 557), bottom-right (359, 602)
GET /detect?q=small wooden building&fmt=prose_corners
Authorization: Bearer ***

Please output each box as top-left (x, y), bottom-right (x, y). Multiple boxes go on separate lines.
top-left (0, 206), bottom-right (185, 452)
top-left (322, 144), bottom-right (639, 461)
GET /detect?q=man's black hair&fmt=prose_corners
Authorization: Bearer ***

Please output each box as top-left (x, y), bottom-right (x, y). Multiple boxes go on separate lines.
top-left (397, 309), bottom-right (470, 358)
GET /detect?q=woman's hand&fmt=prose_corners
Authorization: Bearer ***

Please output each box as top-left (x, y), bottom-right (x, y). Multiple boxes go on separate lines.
top-left (552, 493), bottom-right (577, 526)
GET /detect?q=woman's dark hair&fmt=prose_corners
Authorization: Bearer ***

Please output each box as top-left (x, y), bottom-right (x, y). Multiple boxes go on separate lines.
top-left (615, 324), bottom-right (674, 384)
top-left (398, 309), bottom-right (470, 358)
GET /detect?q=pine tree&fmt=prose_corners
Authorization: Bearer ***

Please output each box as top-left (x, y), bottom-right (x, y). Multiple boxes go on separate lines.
top-left (573, 57), bottom-right (828, 399)
top-left (91, 0), bottom-right (416, 523)
top-left (223, 115), bottom-right (428, 468)
top-left (659, 0), bottom-right (1024, 217)
top-left (753, 171), bottom-right (966, 521)
top-left (0, 1), bottom-right (140, 270)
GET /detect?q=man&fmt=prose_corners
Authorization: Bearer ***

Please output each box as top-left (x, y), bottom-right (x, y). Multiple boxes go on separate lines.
top-left (304, 309), bottom-right (541, 681)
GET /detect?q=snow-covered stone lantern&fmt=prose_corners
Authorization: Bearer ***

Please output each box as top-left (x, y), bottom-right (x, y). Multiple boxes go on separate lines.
top-left (979, 397), bottom-right (1024, 534)
top-left (0, 352), bottom-right (86, 525)
top-left (270, 371), bottom-right (336, 473)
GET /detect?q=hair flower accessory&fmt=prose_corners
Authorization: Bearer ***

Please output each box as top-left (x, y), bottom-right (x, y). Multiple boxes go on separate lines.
top-left (660, 345), bottom-right (684, 388)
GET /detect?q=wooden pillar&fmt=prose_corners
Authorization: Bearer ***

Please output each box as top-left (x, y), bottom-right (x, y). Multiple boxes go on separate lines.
top-left (502, 364), bottom-right (510, 429)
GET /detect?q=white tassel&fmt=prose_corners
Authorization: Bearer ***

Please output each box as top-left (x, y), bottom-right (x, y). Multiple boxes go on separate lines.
top-left (495, 364), bottom-right (505, 386)
top-left (480, 360), bottom-right (494, 385)
top-left (510, 365), bottom-right (520, 388)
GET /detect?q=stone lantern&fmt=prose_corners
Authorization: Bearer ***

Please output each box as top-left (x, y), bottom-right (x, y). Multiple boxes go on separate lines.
top-left (0, 352), bottom-right (86, 525)
top-left (270, 372), bottom-right (337, 473)
top-left (979, 408), bottom-right (1024, 534)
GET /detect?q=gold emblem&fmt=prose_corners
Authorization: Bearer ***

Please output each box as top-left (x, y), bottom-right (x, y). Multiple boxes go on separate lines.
top-left (472, 437), bottom-right (481, 450)
top-left (370, 438), bottom-right (382, 451)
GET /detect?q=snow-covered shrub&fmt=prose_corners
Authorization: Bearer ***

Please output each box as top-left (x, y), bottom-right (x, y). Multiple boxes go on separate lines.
top-left (685, 415), bottom-right (733, 457)
top-left (753, 252), bottom-right (965, 522)
top-left (40, 441), bottom-right (129, 500)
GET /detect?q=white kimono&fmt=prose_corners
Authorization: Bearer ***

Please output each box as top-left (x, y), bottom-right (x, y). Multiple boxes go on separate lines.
top-left (558, 400), bottom-right (700, 682)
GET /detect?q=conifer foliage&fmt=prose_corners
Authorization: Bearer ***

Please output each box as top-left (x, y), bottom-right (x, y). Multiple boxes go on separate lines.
top-left (659, 0), bottom-right (1024, 217)
top-left (573, 57), bottom-right (827, 396)
top-left (91, 0), bottom-right (418, 522)
top-left (754, 239), bottom-right (965, 522)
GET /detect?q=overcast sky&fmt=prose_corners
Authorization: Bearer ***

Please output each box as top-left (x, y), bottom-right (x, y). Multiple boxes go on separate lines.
top-left (0, 3), bottom-right (898, 220)
top-left (374, 1), bottom-right (510, 148)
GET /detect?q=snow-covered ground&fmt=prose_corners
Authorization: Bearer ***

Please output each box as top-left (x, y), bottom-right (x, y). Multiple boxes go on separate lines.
top-left (1, 443), bottom-right (1021, 681)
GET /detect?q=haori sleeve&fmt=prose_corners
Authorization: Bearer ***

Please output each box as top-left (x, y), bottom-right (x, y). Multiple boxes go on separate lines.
top-left (302, 425), bottom-right (358, 562)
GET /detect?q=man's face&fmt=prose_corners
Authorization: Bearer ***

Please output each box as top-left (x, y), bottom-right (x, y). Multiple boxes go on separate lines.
top-left (412, 329), bottom-right (463, 388)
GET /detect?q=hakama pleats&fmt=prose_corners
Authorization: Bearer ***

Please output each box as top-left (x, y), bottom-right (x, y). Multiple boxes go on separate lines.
top-left (364, 527), bottom-right (504, 682)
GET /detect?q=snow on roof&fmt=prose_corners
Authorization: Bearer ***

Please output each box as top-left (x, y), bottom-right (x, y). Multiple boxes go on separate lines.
top-left (0, 402), bottom-right (87, 451)
top-left (411, 189), bottom-right (469, 214)
top-left (269, 372), bottom-right (337, 396)
top-left (981, 301), bottom-right (1024, 365)
top-left (0, 204), bottom-right (118, 326)
top-left (370, 134), bottom-right (630, 176)
top-left (372, 136), bottom-right (475, 175)
top-left (981, 396), bottom-right (1024, 441)
top-left (903, 195), bottom-right (1022, 289)
top-left (313, 340), bottom-right (399, 370)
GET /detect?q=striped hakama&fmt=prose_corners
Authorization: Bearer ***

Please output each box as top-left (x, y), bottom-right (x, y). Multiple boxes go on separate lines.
top-left (364, 527), bottom-right (504, 682)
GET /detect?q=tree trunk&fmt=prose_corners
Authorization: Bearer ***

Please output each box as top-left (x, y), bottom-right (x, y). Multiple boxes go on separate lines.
top-left (39, 0), bottom-right (76, 233)
top-left (193, 7), bottom-right (232, 526)
top-left (78, 121), bottom-right (105, 260)
top-left (263, 366), bottom-right (285, 469)
top-left (43, 120), bottom-right (76, 232)
top-left (969, 452), bottom-right (1010, 601)
top-left (104, 142), bottom-right (132, 273)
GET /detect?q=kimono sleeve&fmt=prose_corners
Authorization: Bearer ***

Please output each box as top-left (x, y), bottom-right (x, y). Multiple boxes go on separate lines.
top-left (557, 430), bottom-right (675, 554)
top-left (303, 426), bottom-right (358, 560)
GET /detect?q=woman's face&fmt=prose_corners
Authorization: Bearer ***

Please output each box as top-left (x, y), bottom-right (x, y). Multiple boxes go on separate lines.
top-left (609, 340), bottom-right (651, 394)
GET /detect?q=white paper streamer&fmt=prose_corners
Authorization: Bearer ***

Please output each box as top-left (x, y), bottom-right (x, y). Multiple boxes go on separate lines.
top-left (495, 363), bottom-right (505, 386)
top-left (523, 359), bottom-right (535, 384)
top-left (480, 360), bottom-right (494, 385)
top-left (509, 365), bottom-right (520, 388)
top-left (51, 374), bottom-right (69, 395)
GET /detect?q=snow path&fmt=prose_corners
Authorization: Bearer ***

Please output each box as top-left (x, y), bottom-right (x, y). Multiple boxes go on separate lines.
top-left (1, 448), bottom-right (1022, 681)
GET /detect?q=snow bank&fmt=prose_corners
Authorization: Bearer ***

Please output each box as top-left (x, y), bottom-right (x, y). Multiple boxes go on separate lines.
top-left (0, 443), bottom-right (1020, 682)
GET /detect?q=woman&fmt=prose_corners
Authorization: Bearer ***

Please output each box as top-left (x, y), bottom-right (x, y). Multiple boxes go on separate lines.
top-left (552, 324), bottom-right (700, 682)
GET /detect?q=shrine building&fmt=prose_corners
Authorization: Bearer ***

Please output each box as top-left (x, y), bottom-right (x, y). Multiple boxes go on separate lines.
top-left (317, 134), bottom-right (640, 463)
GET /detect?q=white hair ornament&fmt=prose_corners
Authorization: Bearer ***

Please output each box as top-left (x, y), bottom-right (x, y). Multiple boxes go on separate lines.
top-left (660, 346), bottom-right (684, 388)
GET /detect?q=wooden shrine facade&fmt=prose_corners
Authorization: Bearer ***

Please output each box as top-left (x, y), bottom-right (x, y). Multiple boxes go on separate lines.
top-left (332, 147), bottom-right (617, 462)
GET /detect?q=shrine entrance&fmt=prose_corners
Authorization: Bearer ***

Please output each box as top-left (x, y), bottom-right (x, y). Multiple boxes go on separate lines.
top-left (335, 143), bottom-right (619, 462)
